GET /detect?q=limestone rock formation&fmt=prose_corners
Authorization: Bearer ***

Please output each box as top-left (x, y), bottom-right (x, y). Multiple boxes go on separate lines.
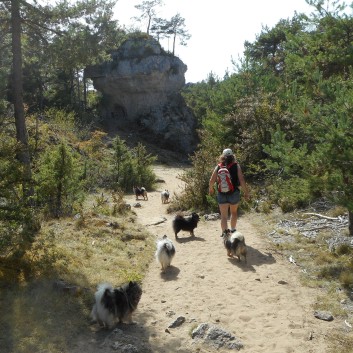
top-left (85, 36), bottom-right (198, 154)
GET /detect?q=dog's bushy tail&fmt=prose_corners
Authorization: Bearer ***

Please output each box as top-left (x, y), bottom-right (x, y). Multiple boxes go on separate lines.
top-left (95, 283), bottom-right (113, 300)
top-left (174, 214), bottom-right (183, 221)
top-left (163, 241), bottom-right (175, 257)
top-left (172, 215), bottom-right (183, 233)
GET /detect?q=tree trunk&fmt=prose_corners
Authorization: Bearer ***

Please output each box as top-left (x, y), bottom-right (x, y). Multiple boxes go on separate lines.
top-left (147, 16), bottom-right (151, 34)
top-left (172, 33), bottom-right (176, 55)
top-left (349, 210), bottom-right (353, 236)
top-left (83, 73), bottom-right (87, 111)
top-left (11, 0), bottom-right (32, 197)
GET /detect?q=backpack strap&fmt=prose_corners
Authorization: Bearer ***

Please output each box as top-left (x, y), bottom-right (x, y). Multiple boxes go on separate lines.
top-left (228, 162), bottom-right (239, 187)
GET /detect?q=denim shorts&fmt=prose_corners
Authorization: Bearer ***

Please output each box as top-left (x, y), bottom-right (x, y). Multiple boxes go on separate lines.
top-left (217, 189), bottom-right (241, 205)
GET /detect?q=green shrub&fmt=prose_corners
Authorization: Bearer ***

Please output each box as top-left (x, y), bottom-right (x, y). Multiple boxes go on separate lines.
top-left (268, 177), bottom-right (312, 212)
top-left (335, 244), bottom-right (352, 256)
top-left (35, 142), bottom-right (84, 217)
top-left (170, 133), bottom-right (221, 212)
top-left (0, 132), bottom-right (40, 257)
top-left (111, 189), bottom-right (130, 216)
top-left (109, 137), bottom-right (156, 192)
top-left (317, 265), bottom-right (343, 280)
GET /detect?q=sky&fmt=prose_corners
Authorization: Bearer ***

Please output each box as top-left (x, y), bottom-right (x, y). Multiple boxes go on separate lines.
top-left (113, 0), bottom-right (315, 83)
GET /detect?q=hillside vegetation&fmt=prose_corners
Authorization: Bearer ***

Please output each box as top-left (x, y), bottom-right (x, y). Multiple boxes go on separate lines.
top-left (182, 3), bottom-right (353, 233)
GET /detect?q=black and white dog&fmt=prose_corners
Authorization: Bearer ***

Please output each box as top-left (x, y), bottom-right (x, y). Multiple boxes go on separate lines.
top-left (223, 230), bottom-right (247, 263)
top-left (91, 281), bottom-right (142, 329)
top-left (155, 235), bottom-right (176, 272)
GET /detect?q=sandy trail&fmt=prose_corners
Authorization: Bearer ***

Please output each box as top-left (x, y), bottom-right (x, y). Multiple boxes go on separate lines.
top-left (117, 164), bottom-right (333, 353)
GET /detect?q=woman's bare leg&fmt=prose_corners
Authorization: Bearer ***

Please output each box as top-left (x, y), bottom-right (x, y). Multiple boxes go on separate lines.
top-left (219, 203), bottom-right (230, 232)
top-left (229, 203), bottom-right (239, 230)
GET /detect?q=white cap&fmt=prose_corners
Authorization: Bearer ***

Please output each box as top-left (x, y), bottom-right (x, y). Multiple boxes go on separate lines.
top-left (222, 148), bottom-right (233, 157)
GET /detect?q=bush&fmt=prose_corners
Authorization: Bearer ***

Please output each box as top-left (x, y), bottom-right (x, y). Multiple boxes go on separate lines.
top-left (109, 137), bottom-right (156, 192)
top-left (336, 244), bottom-right (352, 256)
top-left (267, 177), bottom-right (312, 212)
top-left (0, 132), bottom-right (40, 258)
top-left (35, 142), bottom-right (84, 217)
top-left (170, 132), bottom-right (221, 212)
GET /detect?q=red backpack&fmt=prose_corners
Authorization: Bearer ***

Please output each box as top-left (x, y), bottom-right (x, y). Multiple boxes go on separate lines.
top-left (217, 163), bottom-right (236, 193)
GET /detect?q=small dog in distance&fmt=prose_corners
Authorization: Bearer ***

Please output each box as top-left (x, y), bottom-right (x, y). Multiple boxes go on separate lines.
top-left (172, 212), bottom-right (200, 239)
top-left (133, 186), bottom-right (148, 201)
top-left (161, 189), bottom-right (170, 204)
top-left (155, 235), bottom-right (176, 272)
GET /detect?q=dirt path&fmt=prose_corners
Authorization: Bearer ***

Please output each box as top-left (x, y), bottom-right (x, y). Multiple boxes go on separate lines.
top-left (84, 165), bottom-right (335, 353)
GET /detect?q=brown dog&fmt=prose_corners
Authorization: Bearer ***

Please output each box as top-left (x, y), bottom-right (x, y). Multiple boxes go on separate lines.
top-left (133, 186), bottom-right (148, 201)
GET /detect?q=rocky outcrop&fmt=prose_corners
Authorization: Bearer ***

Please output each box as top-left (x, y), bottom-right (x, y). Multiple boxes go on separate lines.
top-left (85, 36), bottom-right (198, 154)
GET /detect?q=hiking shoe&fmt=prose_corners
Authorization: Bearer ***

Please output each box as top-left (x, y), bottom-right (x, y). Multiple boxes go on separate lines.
top-left (221, 229), bottom-right (229, 237)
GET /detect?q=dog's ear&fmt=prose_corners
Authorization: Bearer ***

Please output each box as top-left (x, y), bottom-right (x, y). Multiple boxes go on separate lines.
top-left (129, 281), bottom-right (139, 288)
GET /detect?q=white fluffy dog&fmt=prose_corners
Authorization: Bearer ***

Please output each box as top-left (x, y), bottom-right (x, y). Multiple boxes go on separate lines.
top-left (155, 235), bottom-right (175, 272)
top-left (161, 189), bottom-right (170, 204)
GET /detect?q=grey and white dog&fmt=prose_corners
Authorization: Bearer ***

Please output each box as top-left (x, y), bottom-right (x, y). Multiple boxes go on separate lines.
top-left (155, 235), bottom-right (175, 272)
top-left (161, 189), bottom-right (170, 204)
top-left (91, 281), bottom-right (142, 329)
top-left (223, 230), bottom-right (247, 263)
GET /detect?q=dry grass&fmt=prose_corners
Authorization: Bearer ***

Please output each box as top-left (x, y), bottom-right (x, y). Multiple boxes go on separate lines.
top-left (326, 332), bottom-right (353, 353)
top-left (0, 201), bottom-right (155, 353)
top-left (249, 208), bottom-right (353, 351)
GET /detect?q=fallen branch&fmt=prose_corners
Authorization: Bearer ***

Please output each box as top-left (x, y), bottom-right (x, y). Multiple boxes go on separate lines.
top-left (302, 226), bottom-right (330, 232)
top-left (303, 212), bottom-right (338, 220)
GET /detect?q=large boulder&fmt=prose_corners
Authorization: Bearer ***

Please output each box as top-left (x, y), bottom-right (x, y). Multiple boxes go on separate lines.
top-left (85, 36), bottom-right (198, 154)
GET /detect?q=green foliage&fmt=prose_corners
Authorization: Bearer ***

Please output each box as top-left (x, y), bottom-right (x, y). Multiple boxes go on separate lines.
top-left (262, 125), bottom-right (308, 178)
top-left (267, 177), bottom-right (312, 212)
top-left (185, 3), bottom-right (353, 229)
top-left (224, 93), bottom-right (292, 176)
top-left (111, 189), bottom-right (130, 216)
top-left (43, 108), bottom-right (77, 136)
top-left (132, 142), bottom-right (157, 186)
top-left (171, 131), bottom-right (221, 212)
top-left (335, 244), bottom-right (352, 256)
top-left (77, 130), bottom-right (111, 190)
top-left (109, 137), bottom-right (156, 192)
top-left (0, 130), bottom-right (41, 257)
top-left (244, 16), bottom-right (307, 77)
top-left (35, 142), bottom-right (84, 217)
top-left (0, 0), bottom-right (125, 114)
